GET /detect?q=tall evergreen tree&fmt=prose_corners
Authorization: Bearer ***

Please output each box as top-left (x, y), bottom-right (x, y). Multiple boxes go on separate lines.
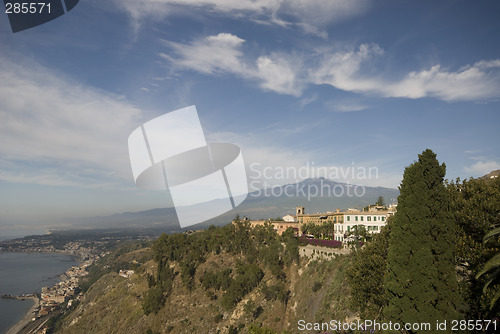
top-left (384, 149), bottom-right (462, 332)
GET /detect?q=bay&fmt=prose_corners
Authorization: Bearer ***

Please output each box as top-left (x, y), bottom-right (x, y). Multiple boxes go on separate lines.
top-left (0, 253), bottom-right (78, 334)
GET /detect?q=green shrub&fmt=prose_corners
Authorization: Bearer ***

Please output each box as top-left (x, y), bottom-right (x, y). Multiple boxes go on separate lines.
top-left (312, 281), bottom-right (322, 292)
top-left (142, 286), bottom-right (164, 315)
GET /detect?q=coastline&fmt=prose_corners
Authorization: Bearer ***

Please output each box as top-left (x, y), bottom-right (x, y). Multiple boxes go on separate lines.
top-left (0, 252), bottom-right (82, 334)
top-left (5, 296), bottom-right (39, 334)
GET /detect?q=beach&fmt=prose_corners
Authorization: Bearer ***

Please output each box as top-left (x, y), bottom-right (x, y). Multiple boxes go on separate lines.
top-left (5, 296), bottom-right (39, 334)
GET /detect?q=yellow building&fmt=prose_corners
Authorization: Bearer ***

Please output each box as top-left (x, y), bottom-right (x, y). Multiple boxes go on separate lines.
top-left (234, 217), bottom-right (299, 236)
top-left (238, 204), bottom-right (396, 239)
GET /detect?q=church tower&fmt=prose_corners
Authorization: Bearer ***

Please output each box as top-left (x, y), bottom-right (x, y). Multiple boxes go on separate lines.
top-left (296, 206), bottom-right (305, 216)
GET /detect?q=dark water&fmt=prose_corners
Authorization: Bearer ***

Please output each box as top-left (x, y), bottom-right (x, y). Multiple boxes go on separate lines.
top-left (0, 253), bottom-right (78, 334)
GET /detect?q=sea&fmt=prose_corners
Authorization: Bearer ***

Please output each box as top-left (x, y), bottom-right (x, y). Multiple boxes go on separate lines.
top-left (0, 252), bottom-right (78, 334)
top-left (0, 228), bottom-right (47, 242)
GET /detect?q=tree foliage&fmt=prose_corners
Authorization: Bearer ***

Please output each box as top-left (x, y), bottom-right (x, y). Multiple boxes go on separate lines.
top-left (143, 218), bottom-right (299, 314)
top-left (142, 286), bottom-right (165, 315)
top-left (476, 226), bottom-right (500, 309)
top-left (384, 149), bottom-right (462, 330)
top-left (301, 221), bottom-right (335, 239)
top-left (200, 268), bottom-right (232, 291)
top-left (260, 282), bottom-right (290, 304)
top-left (347, 152), bottom-right (499, 324)
top-left (347, 221), bottom-right (391, 319)
top-left (221, 261), bottom-right (264, 310)
top-left (448, 176), bottom-right (500, 318)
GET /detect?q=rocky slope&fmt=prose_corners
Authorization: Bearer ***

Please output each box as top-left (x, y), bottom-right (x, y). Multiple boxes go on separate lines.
top-left (55, 244), bottom-right (353, 334)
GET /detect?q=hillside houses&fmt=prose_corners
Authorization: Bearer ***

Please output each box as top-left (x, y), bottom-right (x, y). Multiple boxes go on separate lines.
top-left (236, 204), bottom-right (396, 243)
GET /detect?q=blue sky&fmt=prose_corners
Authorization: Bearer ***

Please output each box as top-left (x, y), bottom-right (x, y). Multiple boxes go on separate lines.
top-left (1, 0), bottom-right (499, 226)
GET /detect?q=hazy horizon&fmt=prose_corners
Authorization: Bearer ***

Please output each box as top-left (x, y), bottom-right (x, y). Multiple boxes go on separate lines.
top-left (1, 1), bottom-right (499, 227)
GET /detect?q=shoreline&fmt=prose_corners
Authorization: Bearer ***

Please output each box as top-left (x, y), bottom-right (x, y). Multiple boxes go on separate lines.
top-left (0, 252), bottom-right (82, 334)
top-left (5, 296), bottom-right (39, 334)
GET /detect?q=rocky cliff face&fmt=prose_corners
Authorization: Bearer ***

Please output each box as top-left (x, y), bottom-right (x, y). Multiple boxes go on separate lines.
top-left (56, 245), bottom-right (353, 334)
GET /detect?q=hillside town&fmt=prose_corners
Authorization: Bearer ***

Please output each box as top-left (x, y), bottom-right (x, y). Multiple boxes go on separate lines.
top-left (38, 261), bottom-right (92, 316)
top-left (238, 203), bottom-right (397, 242)
top-left (2, 258), bottom-right (96, 334)
top-left (0, 230), bottom-right (153, 334)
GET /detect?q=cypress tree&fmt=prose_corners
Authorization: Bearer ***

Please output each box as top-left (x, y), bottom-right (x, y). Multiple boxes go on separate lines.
top-left (384, 149), bottom-right (462, 332)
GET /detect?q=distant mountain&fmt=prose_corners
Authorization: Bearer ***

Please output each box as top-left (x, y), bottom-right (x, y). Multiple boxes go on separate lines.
top-left (480, 169), bottom-right (500, 181)
top-left (71, 178), bottom-right (399, 230)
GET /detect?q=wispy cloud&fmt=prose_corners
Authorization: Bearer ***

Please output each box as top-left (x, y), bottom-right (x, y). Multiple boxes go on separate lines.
top-left (161, 33), bottom-right (246, 75)
top-left (162, 33), bottom-right (304, 96)
top-left (0, 55), bottom-right (143, 187)
top-left (380, 60), bottom-right (500, 101)
top-left (113, 0), bottom-right (370, 36)
top-left (298, 93), bottom-right (318, 109)
top-left (464, 150), bottom-right (482, 154)
top-left (326, 99), bottom-right (369, 112)
top-left (311, 47), bottom-right (500, 101)
top-left (162, 35), bottom-right (500, 102)
top-left (465, 160), bottom-right (500, 176)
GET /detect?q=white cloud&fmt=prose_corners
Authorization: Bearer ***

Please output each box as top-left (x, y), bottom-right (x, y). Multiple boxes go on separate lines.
top-left (465, 161), bottom-right (500, 176)
top-left (255, 54), bottom-right (303, 95)
top-left (309, 43), bottom-right (385, 92)
top-left (384, 61), bottom-right (500, 100)
top-left (326, 99), bottom-right (369, 112)
top-left (161, 33), bottom-right (246, 75)
top-left (163, 35), bottom-right (500, 102)
top-left (282, 0), bottom-right (370, 36)
top-left (298, 93), bottom-right (318, 108)
top-left (312, 46), bottom-right (500, 101)
top-left (0, 56), bottom-right (143, 187)
top-left (163, 33), bottom-right (303, 95)
top-left (113, 0), bottom-right (369, 35)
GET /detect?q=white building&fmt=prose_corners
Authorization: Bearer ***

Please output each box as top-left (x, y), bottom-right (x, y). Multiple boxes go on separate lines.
top-left (119, 270), bottom-right (135, 279)
top-left (333, 211), bottom-right (388, 242)
top-left (282, 215), bottom-right (297, 222)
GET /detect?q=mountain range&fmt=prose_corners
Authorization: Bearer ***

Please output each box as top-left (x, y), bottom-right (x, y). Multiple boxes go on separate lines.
top-left (71, 178), bottom-right (399, 232)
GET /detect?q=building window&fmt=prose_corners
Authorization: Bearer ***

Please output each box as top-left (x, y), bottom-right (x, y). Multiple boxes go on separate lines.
top-left (367, 216), bottom-right (371, 221)
top-left (355, 216), bottom-right (358, 221)
top-left (347, 216), bottom-right (350, 221)
top-left (382, 217), bottom-right (385, 221)
top-left (360, 216), bottom-right (364, 221)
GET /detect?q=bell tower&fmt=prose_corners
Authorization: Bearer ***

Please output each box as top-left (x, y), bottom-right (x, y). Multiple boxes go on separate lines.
top-left (296, 206), bottom-right (305, 216)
